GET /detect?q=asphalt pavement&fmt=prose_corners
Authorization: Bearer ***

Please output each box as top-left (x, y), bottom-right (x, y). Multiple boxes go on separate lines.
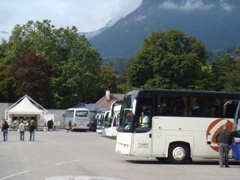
top-left (0, 129), bottom-right (240, 180)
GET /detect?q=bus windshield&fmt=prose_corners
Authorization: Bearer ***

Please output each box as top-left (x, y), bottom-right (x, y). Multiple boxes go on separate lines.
top-left (118, 93), bottom-right (135, 131)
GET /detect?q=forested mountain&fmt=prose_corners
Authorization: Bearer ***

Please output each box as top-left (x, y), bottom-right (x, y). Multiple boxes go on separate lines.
top-left (90, 0), bottom-right (240, 60)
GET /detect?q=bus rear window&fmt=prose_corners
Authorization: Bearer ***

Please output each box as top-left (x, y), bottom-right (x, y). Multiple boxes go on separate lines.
top-left (76, 111), bottom-right (88, 117)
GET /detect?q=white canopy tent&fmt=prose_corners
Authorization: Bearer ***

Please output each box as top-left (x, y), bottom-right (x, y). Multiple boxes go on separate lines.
top-left (5, 95), bottom-right (48, 124)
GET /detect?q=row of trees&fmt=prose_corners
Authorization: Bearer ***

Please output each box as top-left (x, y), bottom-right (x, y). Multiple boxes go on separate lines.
top-left (0, 20), bottom-right (120, 108)
top-left (0, 20), bottom-right (239, 109)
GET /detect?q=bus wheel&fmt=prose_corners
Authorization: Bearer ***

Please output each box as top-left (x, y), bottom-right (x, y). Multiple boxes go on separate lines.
top-left (169, 143), bottom-right (189, 164)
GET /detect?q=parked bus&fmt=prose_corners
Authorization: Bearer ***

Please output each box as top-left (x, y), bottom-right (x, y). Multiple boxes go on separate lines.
top-left (115, 89), bottom-right (240, 163)
top-left (106, 100), bottom-right (122, 137)
top-left (90, 108), bottom-right (108, 131)
top-left (101, 110), bottom-right (111, 136)
top-left (64, 108), bottom-right (96, 131)
top-left (96, 110), bottom-right (109, 134)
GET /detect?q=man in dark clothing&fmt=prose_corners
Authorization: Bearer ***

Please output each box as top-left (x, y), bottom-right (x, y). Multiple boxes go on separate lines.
top-left (67, 119), bottom-right (72, 133)
top-left (2, 119), bottom-right (9, 141)
top-left (215, 124), bottom-right (231, 168)
top-left (29, 120), bottom-right (36, 141)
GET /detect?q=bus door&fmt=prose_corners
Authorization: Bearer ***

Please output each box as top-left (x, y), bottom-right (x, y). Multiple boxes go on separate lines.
top-left (151, 116), bottom-right (167, 157)
top-left (228, 100), bottom-right (240, 160)
top-left (222, 99), bottom-right (240, 131)
top-left (131, 130), bottom-right (152, 156)
top-left (234, 100), bottom-right (240, 131)
top-left (131, 101), bottom-right (152, 156)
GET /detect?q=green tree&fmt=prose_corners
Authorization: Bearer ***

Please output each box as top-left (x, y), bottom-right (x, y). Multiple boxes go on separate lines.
top-left (0, 64), bottom-right (16, 102)
top-left (127, 29), bottom-right (207, 89)
top-left (104, 57), bottom-right (131, 75)
top-left (212, 54), bottom-right (236, 91)
top-left (2, 20), bottom-right (101, 108)
top-left (222, 57), bottom-right (240, 92)
top-left (104, 57), bottom-right (133, 93)
top-left (190, 65), bottom-right (215, 90)
top-left (13, 49), bottom-right (53, 108)
top-left (96, 65), bottom-right (120, 99)
top-left (0, 39), bottom-right (16, 102)
top-left (51, 30), bottom-right (101, 107)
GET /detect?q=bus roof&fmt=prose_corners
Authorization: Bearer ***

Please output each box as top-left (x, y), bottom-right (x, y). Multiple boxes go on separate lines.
top-left (127, 89), bottom-right (240, 97)
top-left (66, 107), bottom-right (90, 111)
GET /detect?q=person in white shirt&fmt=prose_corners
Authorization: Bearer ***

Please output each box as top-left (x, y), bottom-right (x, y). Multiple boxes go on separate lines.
top-left (139, 112), bottom-right (149, 127)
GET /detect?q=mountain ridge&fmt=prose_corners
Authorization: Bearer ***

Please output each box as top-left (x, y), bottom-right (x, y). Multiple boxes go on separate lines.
top-left (90, 0), bottom-right (240, 60)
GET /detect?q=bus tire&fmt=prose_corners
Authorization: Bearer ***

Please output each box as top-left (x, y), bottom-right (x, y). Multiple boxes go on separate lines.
top-left (168, 143), bottom-right (189, 164)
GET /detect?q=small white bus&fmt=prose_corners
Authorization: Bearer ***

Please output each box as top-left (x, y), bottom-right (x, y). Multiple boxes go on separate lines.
top-left (64, 108), bottom-right (96, 131)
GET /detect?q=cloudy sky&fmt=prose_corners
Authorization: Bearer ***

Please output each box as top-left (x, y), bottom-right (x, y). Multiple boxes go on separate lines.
top-left (1, 0), bottom-right (237, 39)
top-left (0, 0), bottom-right (142, 35)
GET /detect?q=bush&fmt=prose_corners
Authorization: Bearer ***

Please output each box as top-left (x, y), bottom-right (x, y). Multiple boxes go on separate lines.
top-left (47, 120), bottom-right (53, 130)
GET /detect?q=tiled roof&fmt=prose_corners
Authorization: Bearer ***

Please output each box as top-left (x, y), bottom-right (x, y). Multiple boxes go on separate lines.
top-left (94, 93), bottom-right (125, 110)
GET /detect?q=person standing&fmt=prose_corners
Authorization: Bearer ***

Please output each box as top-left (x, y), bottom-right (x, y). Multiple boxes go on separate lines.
top-left (67, 119), bottom-right (72, 133)
top-left (2, 119), bottom-right (9, 141)
top-left (215, 123), bottom-right (231, 168)
top-left (26, 118), bottom-right (31, 131)
top-left (139, 112), bottom-right (149, 127)
top-left (29, 120), bottom-right (36, 142)
top-left (19, 119), bottom-right (25, 141)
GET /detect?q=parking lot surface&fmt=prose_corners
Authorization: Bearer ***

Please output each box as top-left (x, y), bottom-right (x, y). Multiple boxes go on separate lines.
top-left (0, 130), bottom-right (240, 180)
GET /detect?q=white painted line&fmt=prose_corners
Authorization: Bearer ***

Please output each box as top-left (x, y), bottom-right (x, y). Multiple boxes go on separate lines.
top-left (45, 176), bottom-right (122, 180)
top-left (0, 170), bottom-right (29, 180)
top-left (56, 159), bottom-right (80, 165)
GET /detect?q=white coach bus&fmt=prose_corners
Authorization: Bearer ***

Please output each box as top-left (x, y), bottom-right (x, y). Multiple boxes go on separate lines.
top-left (106, 100), bottom-right (122, 137)
top-left (96, 110), bottom-right (110, 134)
top-left (115, 89), bottom-right (240, 163)
top-left (64, 108), bottom-right (96, 131)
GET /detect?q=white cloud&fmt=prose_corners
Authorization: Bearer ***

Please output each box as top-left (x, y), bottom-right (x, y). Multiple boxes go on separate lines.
top-left (219, 0), bottom-right (235, 12)
top-left (0, 0), bottom-right (142, 35)
top-left (159, 0), bottom-right (215, 11)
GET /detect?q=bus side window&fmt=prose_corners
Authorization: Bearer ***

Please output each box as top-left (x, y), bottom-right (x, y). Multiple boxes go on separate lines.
top-left (189, 96), bottom-right (199, 117)
top-left (191, 105), bottom-right (200, 117)
top-left (157, 99), bottom-right (169, 115)
top-left (173, 105), bottom-right (183, 116)
top-left (225, 104), bottom-right (236, 118)
top-left (157, 96), bottom-right (185, 116)
top-left (159, 104), bottom-right (168, 115)
top-left (174, 100), bottom-right (185, 116)
top-left (206, 105), bottom-right (219, 117)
